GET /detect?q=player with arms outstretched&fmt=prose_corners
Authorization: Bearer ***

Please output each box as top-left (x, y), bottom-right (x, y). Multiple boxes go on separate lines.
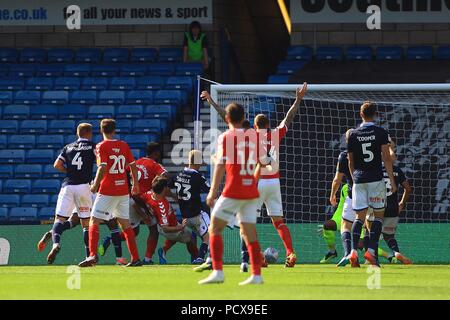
top-left (201, 82), bottom-right (308, 268)
top-left (199, 103), bottom-right (263, 285)
top-left (78, 119), bottom-right (142, 267)
top-left (347, 102), bottom-right (396, 267)
top-left (37, 123), bottom-right (96, 264)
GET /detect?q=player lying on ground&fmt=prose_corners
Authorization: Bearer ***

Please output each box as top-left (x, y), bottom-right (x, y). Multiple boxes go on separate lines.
top-left (200, 103), bottom-right (263, 285)
top-left (169, 149), bottom-right (212, 265)
top-left (201, 83), bottom-right (308, 268)
top-left (141, 176), bottom-right (199, 264)
top-left (347, 102), bottom-right (396, 268)
top-left (37, 123), bottom-right (96, 264)
top-left (78, 119), bottom-right (142, 267)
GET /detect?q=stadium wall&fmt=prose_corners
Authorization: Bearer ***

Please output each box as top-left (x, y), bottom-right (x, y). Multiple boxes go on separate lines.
top-left (1, 224), bottom-right (449, 265)
top-left (291, 23), bottom-right (450, 47)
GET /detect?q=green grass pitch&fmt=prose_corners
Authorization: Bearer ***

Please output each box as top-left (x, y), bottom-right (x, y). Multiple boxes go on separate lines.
top-left (1, 264), bottom-right (450, 299)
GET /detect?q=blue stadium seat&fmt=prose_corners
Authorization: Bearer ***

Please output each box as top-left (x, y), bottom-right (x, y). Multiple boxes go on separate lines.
top-left (268, 75), bottom-right (290, 84)
top-left (38, 207), bottom-right (55, 221)
top-left (287, 46), bottom-right (313, 61)
top-left (0, 120), bottom-right (18, 133)
top-left (15, 164), bottom-right (42, 178)
top-left (103, 48), bottom-right (129, 63)
top-left (115, 119), bottom-right (133, 134)
top-left (109, 77), bottom-right (136, 90)
top-left (148, 63), bottom-right (176, 76)
top-left (0, 195), bottom-right (20, 208)
top-left (20, 120), bottom-right (47, 133)
top-left (69, 90), bottom-right (97, 104)
top-left (0, 78), bottom-right (24, 90)
top-left (36, 64), bottom-right (64, 77)
top-left (81, 77), bottom-right (108, 90)
top-left (407, 46), bottom-right (433, 60)
top-left (9, 64), bottom-right (36, 77)
top-left (48, 120), bottom-right (76, 134)
top-left (158, 48), bottom-right (182, 62)
top-left (26, 149), bottom-right (54, 164)
top-left (32, 179), bottom-right (60, 194)
top-left (346, 46), bottom-right (373, 61)
top-left (98, 90), bottom-right (124, 104)
top-left (20, 48), bottom-right (46, 63)
top-left (3, 105), bottom-right (30, 119)
top-left (0, 135), bottom-right (5, 149)
top-left (316, 47), bottom-right (344, 61)
top-left (42, 91), bottom-right (69, 104)
top-left (277, 60), bottom-right (308, 74)
top-left (130, 149), bottom-right (143, 159)
top-left (123, 134), bottom-right (157, 148)
top-left (136, 76), bottom-right (165, 90)
top-left (130, 48), bottom-right (158, 62)
top-left (43, 164), bottom-right (65, 179)
top-left (75, 48), bottom-right (101, 63)
top-left (26, 77), bottom-right (54, 90)
top-left (175, 63), bottom-right (203, 76)
top-left (54, 77), bottom-right (81, 90)
top-left (8, 135), bottom-right (35, 149)
top-left (21, 195), bottom-right (50, 208)
top-left (165, 76), bottom-right (193, 91)
top-left (9, 207), bottom-right (38, 222)
top-left (48, 48), bottom-right (74, 63)
top-left (14, 90), bottom-right (40, 105)
top-left (37, 135), bottom-right (64, 149)
top-left (376, 46), bottom-right (403, 61)
top-left (154, 90), bottom-right (186, 105)
top-left (30, 105), bottom-right (58, 120)
top-left (64, 64), bottom-right (91, 77)
top-left (125, 90), bottom-right (153, 104)
top-left (133, 119), bottom-right (161, 134)
top-left (59, 104), bottom-right (87, 119)
top-left (0, 149), bottom-right (25, 164)
top-left (0, 165), bottom-right (13, 178)
top-left (93, 134), bottom-right (120, 143)
top-left (0, 64), bottom-right (8, 77)
top-left (0, 48), bottom-right (18, 62)
top-left (88, 105), bottom-right (115, 119)
top-left (91, 64), bottom-right (119, 77)
top-left (119, 64), bottom-right (147, 77)
top-left (437, 46), bottom-right (450, 60)
top-left (50, 195), bottom-right (58, 206)
top-left (0, 91), bottom-right (13, 104)
top-left (0, 208), bottom-right (8, 221)
top-left (116, 105), bottom-right (143, 119)
top-left (144, 105), bottom-right (177, 120)
top-left (4, 179), bottom-right (32, 193)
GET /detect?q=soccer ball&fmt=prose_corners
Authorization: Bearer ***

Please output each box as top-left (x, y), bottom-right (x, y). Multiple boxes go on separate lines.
top-left (263, 247), bottom-right (279, 264)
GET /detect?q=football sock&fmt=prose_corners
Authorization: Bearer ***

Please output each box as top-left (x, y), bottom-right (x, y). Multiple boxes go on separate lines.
top-left (210, 234), bottom-right (224, 271)
top-left (368, 217), bottom-right (383, 256)
top-left (123, 227), bottom-right (140, 262)
top-left (186, 242), bottom-right (199, 261)
top-left (323, 229), bottom-right (336, 251)
top-left (163, 240), bottom-right (176, 253)
top-left (145, 236), bottom-right (158, 259)
top-left (240, 236), bottom-right (249, 264)
top-left (119, 231), bottom-right (126, 241)
top-left (351, 219), bottom-right (364, 251)
top-left (199, 242), bottom-right (208, 260)
top-left (88, 224), bottom-right (99, 257)
top-left (82, 227), bottom-right (89, 258)
top-left (247, 241), bottom-right (262, 276)
top-left (110, 228), bottom-right (123, 258)
top-left (363, 227), bottom-right (370, 251)
top-left (384, 234), bottom-right (400, 254)
top-left (341, 231), bottom-right (352, 257)
top-left (273, 219), bottom-right (294, 256)
top-left (51, 219), bottom-right (71, 245)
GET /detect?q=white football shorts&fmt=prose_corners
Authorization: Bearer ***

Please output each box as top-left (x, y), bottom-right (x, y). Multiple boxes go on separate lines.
top-left (352, 180), bottom-right (386, 212)
top-left (91, 194), bottom-right (130, 221)
top-left (256, 178), bottom-right (283, 217)
top-left (55, 183), bottom-right (92, 219)
top-left (212, 196), bottom-right (259, 224)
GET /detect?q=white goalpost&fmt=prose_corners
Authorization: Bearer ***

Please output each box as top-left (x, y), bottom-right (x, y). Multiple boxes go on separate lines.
top-left (209, 83), bottom-right (450, 264)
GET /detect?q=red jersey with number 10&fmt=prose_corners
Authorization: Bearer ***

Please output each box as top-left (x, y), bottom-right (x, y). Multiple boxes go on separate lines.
top-left (135, 157), bottom-right (166, 194)
top-left (96, 139), bottom-right (135, 196)
top-left (217, 129), bottom-right (259, 200)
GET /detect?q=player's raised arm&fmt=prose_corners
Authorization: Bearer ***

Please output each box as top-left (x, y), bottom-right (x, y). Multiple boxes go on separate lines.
top-left (201, 90), bottom-right (227, 122)
top-left (280, 82), bottom-right (307, 128)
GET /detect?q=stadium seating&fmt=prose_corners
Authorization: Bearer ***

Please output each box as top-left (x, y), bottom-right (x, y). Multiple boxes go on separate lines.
top-left (75, 48), bottom-right (102, 63)
top-left (26, 77), bottom-right (54, 90)
top-left (0, 208), bottom-right (8, 221)
top-left (9, 207), bottom-right (38, 222)
top-left (15, 164), bottom-right (42, 178)
top-left (48, 48), bottom-right (74, 63)
top-left (21, 195), bottom-right (50, 208)
top-left (154, 90), bottom-right (186, 104)
top-left (0, 195), bottom-right (20, 208)
top-left (26, 150), bottom-right (54, 164)
top-left (0, 78), bottom-right (24, 90)
top-left (98, 90), bottom-right (124, 104)
top-left (8, 135), bottom-right (35, 149)
top-left (59, 104), bottom-right (87, 119)
top-left (148, 63), bottom-right (176, 76)
top-left (14, 90), bottom-right (40, 104)
top-left (437, 46), bottom-right (450, 60)
top-left (166, 76), bottom-right (194, 91)
top-left (131, 48), bottom-right (158, 62)
top-left (91, 64), bottom-right (119, 77)
top-left (48, 120), bottom-right (76, 134)
top-left (125, 90), bottom-right (153, 104)
top-left (267, 75), bottom-right (290, 84)
top-left (0, 91), bottom-right (13, 104)
top-left (9, 64), bottom-right (36, 77)
top-left (20, 120), bottom-right (47, 133)
top-left (116, 105), bottom-right (144, 119)
top-left (54, 77), bottom-right (81, 90)
top-left (133, 119), bottom-right (161, 134)
top-left (346, 46), bottom-right (372, 60)
top-left (0, 165), bottom-right (14, 178)
top-left (42, 91), bottom-right (69, 104)
top-left (119, 64), bottom-right (147, 77)
top-left (0, 135), bottom-right (5, 148)
top-left (0, 48), bottom-right (18, 62)
top-left (0, 149), bottom-right (25, 164)
top-left (4, 179), bottom-right (32, 193)
top-left (43, 164), bottom-right (65, 179)
top-left (407, 46), bottom-right (433, 60)
top-left (38, 207), bottom-right (55, 221)
top-left (103, 48), bottom-right (129, 63)
top-left (316, 47), bottom-right (344, 61)
top-left (36, 135), bottom-right (64, 149)
top-left (277, 61), bottom-right (307, 75)
top-left (136, 76), bottom-right (166, 90)
top-left (3, 105), bottom-right (30, 120)
top-left (36, 64), bottom-right (64, 77)
top-left (376, 46), bottom-right (403, 61)
top-left (30, 105), bottom-right (58, 120)
top-left (109, 77), bottom-right (136, 90)
top-left (64, 64), bottom-right (91, 77)
top-left (286, 45), bottom-right (313, 61)
top-left (69, 90), bottom-right (97, 104)
top-left (81, 77), bottom-right (108, 90)
top-left (32, 179), bottom-right (61, 194)
top-left (175, 63), bottom-right (203, 76)
top-left (115, 119), bottom-right (133, 134)
top-left (158, 48), bottom-right (183, 62)
top-left (124, 134), bottom-right (157, 148)
top-left (88, 105), bottom-right (115, 119)
top-left (144, 105), bottom-right (175, 120)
